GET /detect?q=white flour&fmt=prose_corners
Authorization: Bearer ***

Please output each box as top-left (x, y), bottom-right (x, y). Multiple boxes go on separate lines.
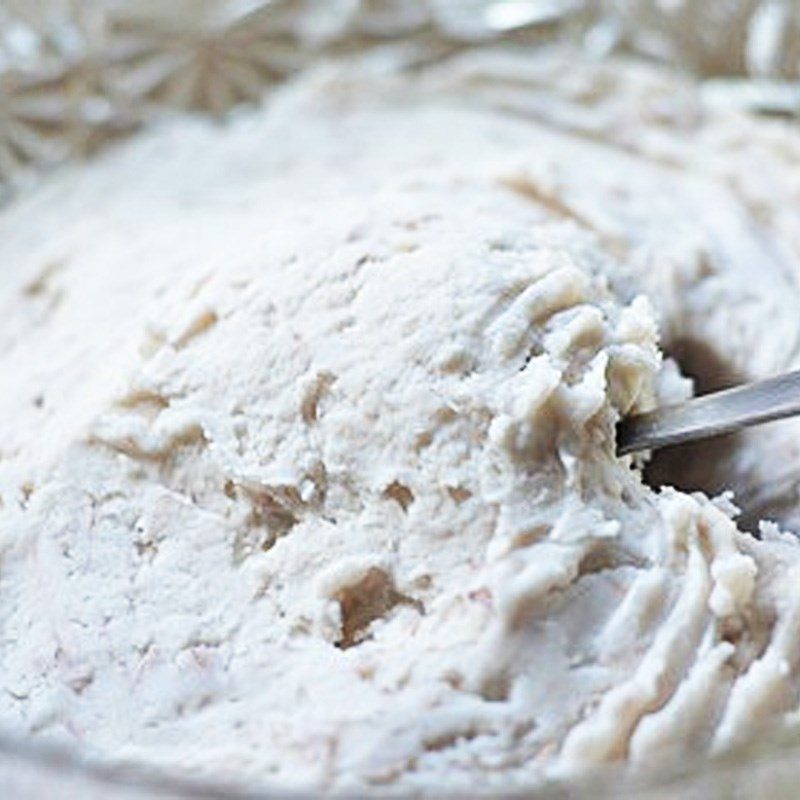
top-left (1, 47), bottom-right (800, 792)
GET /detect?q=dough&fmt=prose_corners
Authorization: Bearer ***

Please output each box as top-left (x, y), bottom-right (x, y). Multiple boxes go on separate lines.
top-left (1, 47), bottom-right (800, 792)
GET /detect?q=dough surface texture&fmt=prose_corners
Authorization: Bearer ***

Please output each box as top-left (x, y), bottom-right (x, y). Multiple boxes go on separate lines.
top-left (1, 48), bottom-right (800, 792)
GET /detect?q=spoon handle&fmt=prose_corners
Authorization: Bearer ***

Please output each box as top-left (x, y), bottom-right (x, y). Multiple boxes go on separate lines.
top-left (617, 369), bottom-right (800, 455)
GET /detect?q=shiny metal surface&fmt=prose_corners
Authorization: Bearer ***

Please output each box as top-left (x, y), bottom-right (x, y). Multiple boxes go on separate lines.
top-left (618, 370), bottom-right (800, 455)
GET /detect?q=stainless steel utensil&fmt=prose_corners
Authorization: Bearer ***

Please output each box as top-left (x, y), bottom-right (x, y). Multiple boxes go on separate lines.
top-left (617, 369), bottom-right (800, 455)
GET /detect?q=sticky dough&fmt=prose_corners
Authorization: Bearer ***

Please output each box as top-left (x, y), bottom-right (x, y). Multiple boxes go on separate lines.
top-left (1, 47), bottom-right (800, 793)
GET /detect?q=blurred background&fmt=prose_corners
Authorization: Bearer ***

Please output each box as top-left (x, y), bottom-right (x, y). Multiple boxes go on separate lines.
top-left (1, 0), bottom-right (800, 202)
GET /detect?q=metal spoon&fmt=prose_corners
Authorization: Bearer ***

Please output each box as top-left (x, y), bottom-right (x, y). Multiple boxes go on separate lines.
top-left (617, 369), bottom-right (800, 455)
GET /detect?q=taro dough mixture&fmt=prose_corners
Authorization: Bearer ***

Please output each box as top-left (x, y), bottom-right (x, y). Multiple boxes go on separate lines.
top-left (1, 48), bottom-right (800, 793)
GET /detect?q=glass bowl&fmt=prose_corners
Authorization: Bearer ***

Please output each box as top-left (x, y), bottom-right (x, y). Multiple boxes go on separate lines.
top-left (1, 2), bottom-right (800, 797)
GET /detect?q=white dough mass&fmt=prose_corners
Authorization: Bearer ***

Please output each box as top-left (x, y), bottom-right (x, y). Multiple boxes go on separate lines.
top-left (1, 48), bottom-right (800, 793)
